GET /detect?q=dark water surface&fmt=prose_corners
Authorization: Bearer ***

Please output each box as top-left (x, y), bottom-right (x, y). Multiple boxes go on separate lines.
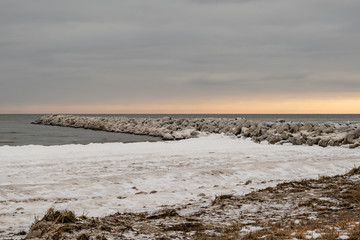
top-left (0, 114), bottom-right (162, 146)
top-left (1, 114), bottom-right (359, 146)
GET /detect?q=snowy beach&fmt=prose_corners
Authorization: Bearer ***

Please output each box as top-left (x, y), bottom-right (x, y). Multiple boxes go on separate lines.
top-left (2, 0), bottom-right (360, 238)
top-left (1, 134), bottom-right (359, 237)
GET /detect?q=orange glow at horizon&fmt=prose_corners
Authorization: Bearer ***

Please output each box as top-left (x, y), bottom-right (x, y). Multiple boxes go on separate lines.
top-left (1, 96), bottom-right (360, 114)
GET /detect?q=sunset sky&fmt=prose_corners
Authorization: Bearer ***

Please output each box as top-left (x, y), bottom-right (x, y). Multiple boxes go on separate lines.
top-left (1, 0), bottom-right (360, 114)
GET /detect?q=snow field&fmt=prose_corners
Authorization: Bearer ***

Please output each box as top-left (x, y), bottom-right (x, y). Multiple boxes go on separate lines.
top-left (0, 134), bottom-right (359, 235)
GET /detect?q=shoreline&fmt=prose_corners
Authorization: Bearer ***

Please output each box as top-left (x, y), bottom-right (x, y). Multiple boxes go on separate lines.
top-left (33, 114), bottom-right (360, 148)
top-left (1, 116), bottom-right (359, 238)
top-left (1, 135), bottom-right (359, 238)
top-left (21, 166), bottom-right (360, 239)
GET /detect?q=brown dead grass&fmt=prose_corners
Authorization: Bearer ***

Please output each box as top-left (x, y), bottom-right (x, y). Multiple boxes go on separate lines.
top-left (211, 194), bottom-right (233, 206)
top-left (42, 207), bottom-right (77, 224)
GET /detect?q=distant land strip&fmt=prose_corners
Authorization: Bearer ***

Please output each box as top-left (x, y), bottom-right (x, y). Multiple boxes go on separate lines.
top-left (33, 115), bottom-right (360, 148)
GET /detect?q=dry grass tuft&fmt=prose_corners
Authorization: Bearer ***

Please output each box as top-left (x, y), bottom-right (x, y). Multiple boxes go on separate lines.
top-left (147, 209), bottom-right (179, 219)
top-left (164, 222), bottom-right (205, 232)
top-left (346, 166), bottom-right (360, 176)
top-left (42, 207), bottom-right (77, 224)
top-left (212, 194), bottom-right (233, 205)
top-left (340, 186), bottom-right (360, 203)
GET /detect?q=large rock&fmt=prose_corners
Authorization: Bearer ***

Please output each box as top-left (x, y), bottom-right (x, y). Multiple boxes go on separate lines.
top-left (292, 135), bottom-right (305, 145)
top-left (307, 137), bottom-right (320, 146)
top-left (162, 133), bottom-right (174, 140)
top-left (328, 138), bottom-right (341, 146)
top-left (318, 137), bottom-right (330, 147)
top-left (161, 116), bottom-right (172, 123)
top-left (289, 123), bottom-right (300, 133)
top-left (323, 127), bottom-right (335, 134)
top-left (300, 122), bottom-right (314, 132)
top-left (276, 124), bottom-right (289, 134)
top-left (343, 133), bottom-right (356, 144)
top-left (349, 142), bottom-right (360, 149)
top-left (353, 128), bottom-right (360, 139)
top-left (266, 134), bottom-right (283, 144)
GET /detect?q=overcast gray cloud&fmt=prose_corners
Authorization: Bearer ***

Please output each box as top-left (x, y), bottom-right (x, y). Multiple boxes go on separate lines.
top-left (1, 0), bottom-right (360, 109)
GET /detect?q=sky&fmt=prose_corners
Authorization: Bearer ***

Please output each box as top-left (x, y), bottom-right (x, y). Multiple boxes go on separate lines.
top-left (1, 0), bottom-right (360, 114)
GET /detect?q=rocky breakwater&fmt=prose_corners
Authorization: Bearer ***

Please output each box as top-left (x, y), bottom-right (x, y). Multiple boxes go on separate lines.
top-left (33, 115), bottom-right (360, 148)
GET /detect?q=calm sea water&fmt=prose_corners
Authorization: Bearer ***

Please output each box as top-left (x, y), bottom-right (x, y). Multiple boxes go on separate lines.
top-left (0, 114), bottom-right (162, 146)
top-left (0, 114), bottom-right (359, 146)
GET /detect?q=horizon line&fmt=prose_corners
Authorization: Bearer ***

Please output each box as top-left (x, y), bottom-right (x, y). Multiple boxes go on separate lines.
top-left (1, 113), bottom-right (360, 115)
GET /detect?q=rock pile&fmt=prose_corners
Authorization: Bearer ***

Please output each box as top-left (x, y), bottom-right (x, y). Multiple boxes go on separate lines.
top-left (33, 115), bottom-right (360, 148)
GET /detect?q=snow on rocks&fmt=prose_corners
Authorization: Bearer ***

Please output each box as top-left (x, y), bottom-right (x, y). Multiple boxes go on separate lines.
top-left (33, 115), bottom-right (360, 148)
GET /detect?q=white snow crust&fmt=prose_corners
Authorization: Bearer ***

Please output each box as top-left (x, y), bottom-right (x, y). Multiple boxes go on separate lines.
top-left (0, 134), bottom-right (359, 235)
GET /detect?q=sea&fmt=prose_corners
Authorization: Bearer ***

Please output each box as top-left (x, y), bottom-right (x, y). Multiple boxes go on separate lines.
top-left (1, 114), bottom-right (360, 146)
